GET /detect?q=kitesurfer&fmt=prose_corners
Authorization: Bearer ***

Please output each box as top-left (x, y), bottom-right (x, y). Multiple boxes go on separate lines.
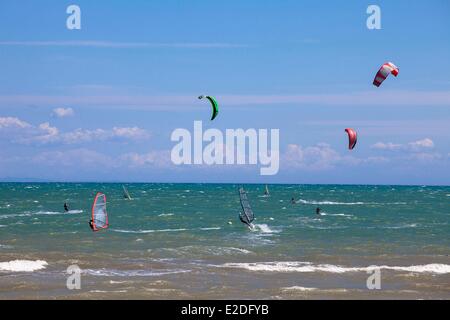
top-left (316, 207), bottom-right (321, 215)
top-left (291, 197), bottom-right (296, 204)
top-left (64, 202), bottom-right (69, 212)
top-left (89, 219), bottom-right (94, 230)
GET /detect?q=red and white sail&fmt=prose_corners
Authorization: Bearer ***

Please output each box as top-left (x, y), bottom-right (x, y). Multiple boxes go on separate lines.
top-left (373, 62), bottom-right (399, 87)
top-left (91, 192), bottom-right (108, 232)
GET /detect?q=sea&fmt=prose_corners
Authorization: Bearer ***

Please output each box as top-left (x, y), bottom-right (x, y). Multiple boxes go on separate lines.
top-left (0, 183), bottom-right (449, 299)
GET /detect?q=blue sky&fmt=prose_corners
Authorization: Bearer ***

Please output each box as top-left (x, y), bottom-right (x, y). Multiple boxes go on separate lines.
top-left (0, 0), bottom-right (449, 184)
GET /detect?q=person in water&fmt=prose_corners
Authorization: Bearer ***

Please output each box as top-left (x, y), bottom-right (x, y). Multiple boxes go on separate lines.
top-left (291, 197), bottom-right (296, 204)
top-left (89, 219), bottom-right (94, 230)
top-left (316, 207), bottom-right (321, 215)
top-left (64, 202), bottom-right (69, 212)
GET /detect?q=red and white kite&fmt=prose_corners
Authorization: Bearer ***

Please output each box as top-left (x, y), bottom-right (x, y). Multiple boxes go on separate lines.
top-left (373, 62), bottom-right (399, 87)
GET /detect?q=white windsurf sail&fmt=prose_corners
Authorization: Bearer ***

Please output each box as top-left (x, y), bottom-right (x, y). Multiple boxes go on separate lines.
top-left (91, 192), bottom-right (108, 231)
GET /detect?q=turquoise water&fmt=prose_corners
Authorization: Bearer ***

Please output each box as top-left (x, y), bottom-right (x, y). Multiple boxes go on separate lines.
top-left (0, 183), bottom-right (449, 299)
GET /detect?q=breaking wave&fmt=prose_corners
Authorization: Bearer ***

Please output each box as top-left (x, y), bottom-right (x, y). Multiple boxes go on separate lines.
top-left (220, 261), bottom-right (450, 274)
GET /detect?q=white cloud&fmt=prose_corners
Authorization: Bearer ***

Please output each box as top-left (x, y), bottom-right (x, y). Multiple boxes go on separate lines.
top-left (371, 138), bottom-right (435, 152)
top-left (371, 142), bottom-right (402, 150)
top-left (36, 122), bottom-right (59, 142)
top-left (60, 128), bottom-right (108, 144)
top-left (52, 107), bottom-right (74, 118)
top-left (32, 148), bottom-right (117, 168)
top-left (406, 152), bottom-right (442, 163)
top-left (1, 116), bottom-right (151, 145)
top-left (0, 117), bottom-right (30, 129)
top-left (363, 156), bottom-right (390, 164)
top-left (282, 140), bottom-right (443, 172)
top-left (112, 127), bottom-right (150, 140)
top-left (32, 148), bottom-right (172, 170)
top-left (120, 150), bottom-right (172, 168)
top-left (408, 138), bottom-right (434, 149)
top-left (58, 127), bottom-right (149, 144)
top-left (283, 143), bottom-right (346, 170)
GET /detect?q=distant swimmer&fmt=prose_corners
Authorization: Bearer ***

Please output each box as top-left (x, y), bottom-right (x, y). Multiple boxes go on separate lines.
top-left (64, 202), bottom-right (69, 212)
top-left (316, 207), bottom-right (321, 215)
top-left (291, 197), bottom-right (296, 204)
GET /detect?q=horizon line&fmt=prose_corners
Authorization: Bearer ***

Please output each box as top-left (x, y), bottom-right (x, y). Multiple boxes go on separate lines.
top-left (0, 180), bottom-right (447, 187)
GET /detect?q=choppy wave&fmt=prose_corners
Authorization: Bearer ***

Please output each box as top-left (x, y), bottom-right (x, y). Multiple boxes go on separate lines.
top-left (149, 245), bottom-right (253, 258)
top-left (183, 245), bottom-right (252, 256)
top-left (220, 261), bottom-right (450, 274)
top-left (112, 226), bottom-right (221, 234)
top-left (296, 199), bottom-right (406, 205)
top-left (319, 213), bottom-right (354, 217)
top-left (158, 213), bottom-right (174, 217)
top-left (67, 210), bottom-right (83, 214)
top-left (0, 210), bottom-right (79, 220)
top-left (84, 268), bottom-right (190, 277)
top-left (253, 224), bottom-right (279, 234)
top-left (0, 259), bottom-right (48, 272)
top-left (383, 223), bottom-right (418, 229)
top-left (297, 199), bottom-right (365, 205)
top-left (112, 228), bottom-right (188, 234)
top-left (282, 286), bottom-right (318, 292)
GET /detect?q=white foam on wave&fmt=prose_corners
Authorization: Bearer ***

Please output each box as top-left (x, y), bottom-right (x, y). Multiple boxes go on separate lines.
top-left (297, 199), bottom-right (407, 205)
top-left (318, 212), bottom-right (354, 218)
top-left (0, 259), bottom-right (48, 272)
top-left (1, 210), bottom-right (82, 220)
top-left (158, 213), bottom-right (174, 217)
top-left (220, 261), bottom-right (450, 275)
top-left (185, 245), bottom-right (253, 256)
top-left (282, 286), bottom-right (318, 292)
top-left (0, 213), bottom-right (31, 219)
top-left (84, 268), bottom-right (190, 277)
top-left (67, 210), bottom-right (83, 214)
top-left (112, 228), bottom-right (188, 234)
top-left (297, 199), bottom-right (364, 205)
top-left (383, 223), bottom-right (418, 229)
top-left (113, 226), bottom-right (221, 234)
top-left (36, 210), bottom-right (64, 215)
top-left (253, 224), bottom-right (279, 234)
